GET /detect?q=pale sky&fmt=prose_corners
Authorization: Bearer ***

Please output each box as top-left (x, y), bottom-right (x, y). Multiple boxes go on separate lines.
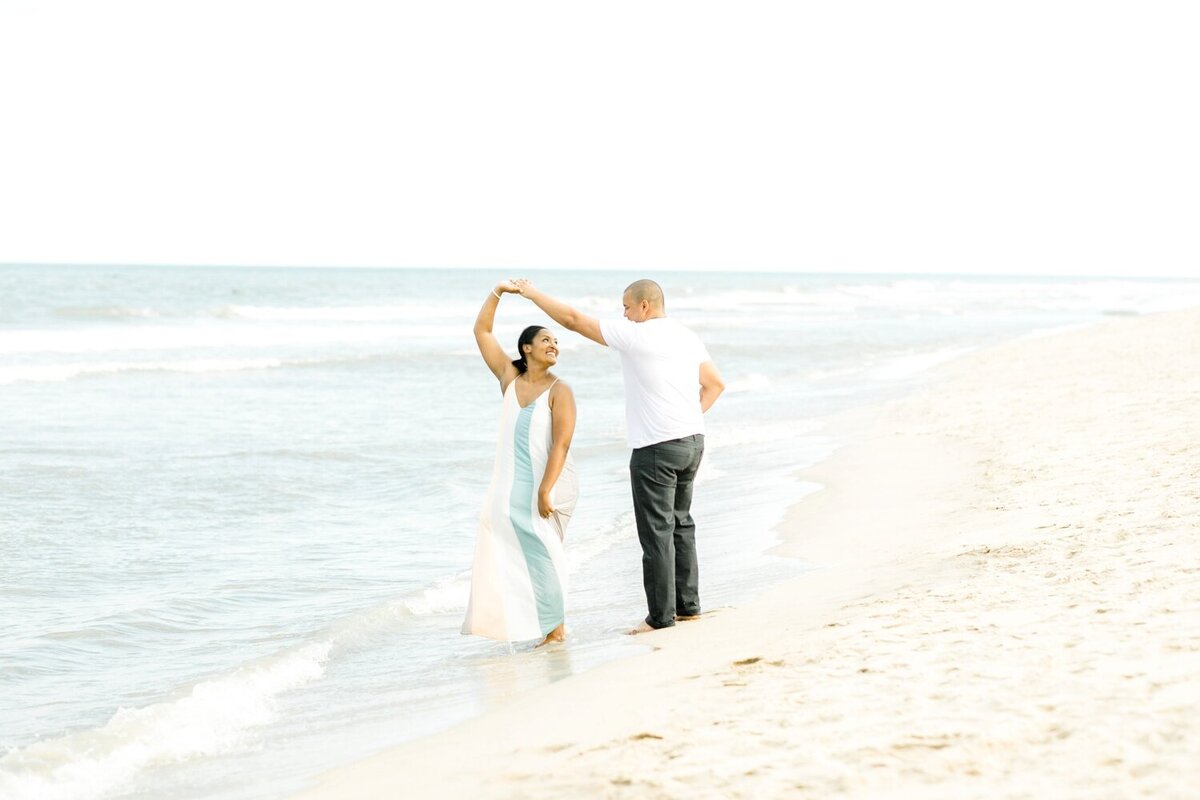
top-left (1, 1), bottom-right (1196, 277)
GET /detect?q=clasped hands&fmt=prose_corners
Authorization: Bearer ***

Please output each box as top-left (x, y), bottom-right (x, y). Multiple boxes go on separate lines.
top-left (495, 278), bottom-right (535, 296)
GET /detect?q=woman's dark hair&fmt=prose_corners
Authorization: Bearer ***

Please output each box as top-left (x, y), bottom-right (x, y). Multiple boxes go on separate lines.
top-left (512, 325), bottom-right (546, 374)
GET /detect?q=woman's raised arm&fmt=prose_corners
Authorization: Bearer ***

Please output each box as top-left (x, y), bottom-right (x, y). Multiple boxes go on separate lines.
top-left (474, 281), bottom-right (520, 385)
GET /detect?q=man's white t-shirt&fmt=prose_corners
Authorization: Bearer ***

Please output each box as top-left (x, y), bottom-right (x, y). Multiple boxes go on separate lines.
top-left (599, 317), bottom-right (711, 449)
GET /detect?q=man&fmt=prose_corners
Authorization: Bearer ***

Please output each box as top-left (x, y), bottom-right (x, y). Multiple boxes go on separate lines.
top-left (512, 278), bottom-right (725, 633)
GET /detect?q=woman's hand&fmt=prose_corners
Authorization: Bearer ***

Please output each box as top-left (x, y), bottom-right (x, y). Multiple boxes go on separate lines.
top-left (495, 279), bottom-right (519, 295)
top-left (512, 278), bottom-right (535, 296)
top-left (537, 489), bottom-right (555, 518)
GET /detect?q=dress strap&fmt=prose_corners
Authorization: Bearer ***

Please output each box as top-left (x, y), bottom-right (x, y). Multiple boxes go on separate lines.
top-left (538, 378), bottom-right (560, 406)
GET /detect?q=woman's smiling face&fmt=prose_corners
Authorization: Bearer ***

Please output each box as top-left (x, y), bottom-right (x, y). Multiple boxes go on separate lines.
top-left (526, 329), bottom-right (559, 366)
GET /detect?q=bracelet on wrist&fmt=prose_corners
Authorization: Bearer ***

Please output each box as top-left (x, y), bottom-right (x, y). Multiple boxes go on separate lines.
top-left (492, 289), bottom-right (502, 300)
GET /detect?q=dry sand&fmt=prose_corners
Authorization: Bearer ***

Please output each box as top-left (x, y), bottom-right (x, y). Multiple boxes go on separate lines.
top-left (295, 308), bottom-right (1200, 799)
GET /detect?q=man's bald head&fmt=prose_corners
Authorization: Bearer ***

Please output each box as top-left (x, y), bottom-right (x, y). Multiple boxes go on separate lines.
top-left (625, 279), bottom-right (664, 308)
top-left (621, 279), bottom-right (666, 322)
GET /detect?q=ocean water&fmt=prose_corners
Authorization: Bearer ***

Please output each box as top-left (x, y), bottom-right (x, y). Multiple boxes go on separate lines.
top-left (2, 265), bottom-right (1199, 800)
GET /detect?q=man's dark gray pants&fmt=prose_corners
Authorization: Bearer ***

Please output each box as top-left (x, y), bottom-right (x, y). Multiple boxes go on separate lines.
top-left (630, 434), bottom-right (705, 629)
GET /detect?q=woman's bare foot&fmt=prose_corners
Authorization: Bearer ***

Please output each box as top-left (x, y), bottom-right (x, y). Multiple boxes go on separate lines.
top-left (536, 623), bottom-right (566, 648)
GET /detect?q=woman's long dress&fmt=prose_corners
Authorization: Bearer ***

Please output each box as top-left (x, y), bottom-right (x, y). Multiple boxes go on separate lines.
top-left (462, 379), bottom-right (578, 641)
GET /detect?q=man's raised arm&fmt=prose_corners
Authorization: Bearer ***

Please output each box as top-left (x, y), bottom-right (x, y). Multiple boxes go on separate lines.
top-left (512, 279), bottom-right (606, 346)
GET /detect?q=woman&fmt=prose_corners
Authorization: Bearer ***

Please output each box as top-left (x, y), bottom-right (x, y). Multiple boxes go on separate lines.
top-left (462, 280), bottom-right (578, 646)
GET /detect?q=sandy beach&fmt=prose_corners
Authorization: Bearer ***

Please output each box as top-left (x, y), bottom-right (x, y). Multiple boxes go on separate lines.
top-left (294, 307), bottom-right (1200, 799)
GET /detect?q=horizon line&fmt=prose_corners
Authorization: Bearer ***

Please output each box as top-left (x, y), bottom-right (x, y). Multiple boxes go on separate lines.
top-left (1, 261), bottom-right (1194, 282)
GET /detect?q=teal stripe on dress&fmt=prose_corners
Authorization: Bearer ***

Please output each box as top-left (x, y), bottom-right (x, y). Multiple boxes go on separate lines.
top-left (509, 402), bottom-right (564, 635)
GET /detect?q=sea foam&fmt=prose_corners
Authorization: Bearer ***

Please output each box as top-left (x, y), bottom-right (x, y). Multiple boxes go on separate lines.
top-left (0, 642), bottom-right (332, 800)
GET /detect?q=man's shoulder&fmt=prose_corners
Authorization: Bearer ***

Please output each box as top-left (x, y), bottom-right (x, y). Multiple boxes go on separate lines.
top-left (643, 317), bottom-right (692, 333)
top-left (599, 317), bottom-right (637, 351)
top-left (660, 319), bottom-right (709, 361)
top-left (654, 317), bottom-right (702, 343)
top-left (603, 317), bottom-right (703, 350)
top-left (599, 317), bottom-right (638, 336)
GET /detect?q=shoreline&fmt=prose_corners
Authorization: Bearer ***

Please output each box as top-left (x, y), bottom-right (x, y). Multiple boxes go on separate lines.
top-left (294, 307), bottom-right (1200, 798)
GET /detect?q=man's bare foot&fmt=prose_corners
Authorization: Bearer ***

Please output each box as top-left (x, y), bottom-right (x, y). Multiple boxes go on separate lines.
top-left (677, 614), bottom-right (702, 621)
top-left (535, 623), bottom-right (566, 648)
top-left (627, 620), bottom-right (656, 635)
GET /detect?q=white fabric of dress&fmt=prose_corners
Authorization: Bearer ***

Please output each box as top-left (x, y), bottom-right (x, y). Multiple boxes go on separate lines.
top-left (462, 379), bottom-right (577, 641)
